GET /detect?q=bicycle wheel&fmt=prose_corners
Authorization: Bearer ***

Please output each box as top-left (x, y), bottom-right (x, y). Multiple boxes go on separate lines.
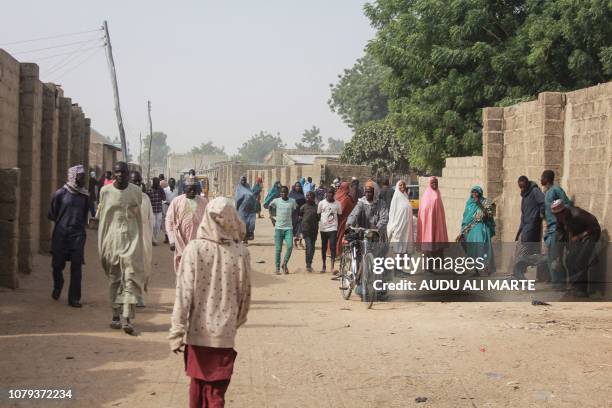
top-left (361, 252), bottom-right (376, 309)
top-left (339, 247), bottom-right (353, 300)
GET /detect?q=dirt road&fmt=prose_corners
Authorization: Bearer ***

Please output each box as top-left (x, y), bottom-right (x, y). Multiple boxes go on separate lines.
top-left (1, 217), bottom-right (611, 407)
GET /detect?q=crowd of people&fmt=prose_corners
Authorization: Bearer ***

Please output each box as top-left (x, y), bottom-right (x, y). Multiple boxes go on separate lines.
top-left (232, 171), bottom-right (602, 297)
top-left (45, 163), bottom-right (602, 406)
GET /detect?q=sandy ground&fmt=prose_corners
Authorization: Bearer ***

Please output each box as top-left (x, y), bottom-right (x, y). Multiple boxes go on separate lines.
top-left (1, 216), bottom-right (611, 408)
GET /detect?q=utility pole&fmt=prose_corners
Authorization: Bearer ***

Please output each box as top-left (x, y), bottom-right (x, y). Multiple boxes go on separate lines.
top-left (138, 132), bottom-right (142, 166)
top-left (147, 100), bottom-right (153, 184)
top-left (103, 20), bottom-right (128, 157)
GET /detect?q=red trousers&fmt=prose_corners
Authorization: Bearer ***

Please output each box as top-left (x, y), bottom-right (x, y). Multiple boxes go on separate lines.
top-left (185, 345), bottom-right (237, 408)
top-left (189, 378), bottom-right (230, 408)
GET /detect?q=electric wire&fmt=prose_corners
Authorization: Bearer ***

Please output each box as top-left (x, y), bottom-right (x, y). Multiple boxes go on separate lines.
top-left (0, 28), bottom-right (103, 46)
top-left (49, 47), bottom-right (104, 83)
top-left (22, 45), bottom-right (105, 62)
top-left (44, 38), bottom-right (106, 76)
top-left (11, 37), bottom-right (104, 55)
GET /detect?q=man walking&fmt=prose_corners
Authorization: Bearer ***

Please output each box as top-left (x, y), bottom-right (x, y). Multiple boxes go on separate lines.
top-left (511, 176), bottom-right (545, 280)
top-left (98, 162), bottom-right (146, 334)
top-left (299, 191), bottom-right (319, 273)
top-left (540, 170), bottom-right (572, 285)
top-left (163, 177), bottom-right (179, 243)
top-left (88, 170), bottom-right (98, 217)
top-left (318, 188), bottom-right (342, 273)
top-left (147, 177), bottom-right (166, 245)
top-left (166, 177), bottom-right (208, 273)
top-left (130, 171), bottom-right (155, 307)
top-left (269, 186), bottom-right (297, 275)
top-left (48, 165), bottom-right (90, 307)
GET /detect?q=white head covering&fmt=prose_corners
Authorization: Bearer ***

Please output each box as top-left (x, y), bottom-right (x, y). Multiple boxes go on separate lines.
top-left (197, 197), bottom-right (246, 244)
top-left (387, 180), bottom-right (413, 245)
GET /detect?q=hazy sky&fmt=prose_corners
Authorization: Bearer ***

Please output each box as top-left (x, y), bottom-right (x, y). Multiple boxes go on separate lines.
top-left (0, 1), bottom-right (374, 156)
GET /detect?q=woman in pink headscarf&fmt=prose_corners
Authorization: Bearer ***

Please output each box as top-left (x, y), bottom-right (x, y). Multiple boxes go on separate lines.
top-left (417, 177), bottom-right (448, 260)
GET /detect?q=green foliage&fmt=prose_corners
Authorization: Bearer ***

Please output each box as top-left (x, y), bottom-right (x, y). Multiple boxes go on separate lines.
top-left (362, 0), bottom-right (612, 171)
top-left (142, 132), bottom-right (170, 171)
top-left (190, 141), bottom-right (226, 156)
top-left (328, 53), bottom-right (390, 129)
top-left (237, 131), bottom-right (285, 163)
top-left (341, 120), bottom-right (409, 175)
top-left (326, 137), bottom-right (345, 153)
top-left (296, 125), bottom-right (323, 151)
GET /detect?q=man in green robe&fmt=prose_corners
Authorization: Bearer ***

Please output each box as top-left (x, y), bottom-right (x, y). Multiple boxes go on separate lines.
top-left (97, 161), bottom-right (145, 335)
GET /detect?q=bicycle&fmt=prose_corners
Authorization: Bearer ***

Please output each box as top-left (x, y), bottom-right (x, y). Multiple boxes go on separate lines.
top-left (338, 226), bottom-right (381, 309)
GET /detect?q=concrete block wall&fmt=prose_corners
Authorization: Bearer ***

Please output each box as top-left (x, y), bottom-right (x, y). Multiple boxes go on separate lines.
top-left (0, 50), bottom-right (20, 168)
top-left (562, 82), bottom-right (612, 235)
top-left (57, 97), bottom-right (72, 189)
top-left (70, 105), bottom-right (84, 167)
top-left (83, 118), bottom-right (91, 180)
top-left (17, 63), bottom-right (43, 274)
top-left (0, 168), bottom-right (20, 288)
top-left (39, 83), bottom-right (61, 253)
top-left (419, 156), bottom-right (484, 237)
top-left (0, 49), bottom-right (94, 288)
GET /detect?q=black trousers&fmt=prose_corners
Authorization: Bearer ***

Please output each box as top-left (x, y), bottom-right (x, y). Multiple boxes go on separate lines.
top-left (303, 232), bottom-right (317, 267)
top-left (52, 255), bottom-right (82, 303)
top-left (320, 230), bottom-right (337, 262)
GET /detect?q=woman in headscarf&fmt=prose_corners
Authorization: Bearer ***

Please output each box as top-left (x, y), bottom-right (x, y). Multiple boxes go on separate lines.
top-left (234, 175), bottom-right (257, 242)
top-left (458, 186), bottom-right (496, 274)
top-left (387, 180), bottom-right (414, 255)
top-left (416, 176), bottom-right (448, 272)
top-left (252, 176), bottom-right (264, 218)
top-left (263, 181), bottom-right (281, 226)
top-left (334, 181), bottom-right (358, 259)
top-left (169, 197), bottom-right (250, 408)
top-left (289, 181), bottom-right (306, 249)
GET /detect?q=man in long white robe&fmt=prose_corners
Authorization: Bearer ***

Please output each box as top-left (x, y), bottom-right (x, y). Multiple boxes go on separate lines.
top-left (130, 171), bottom-right (155, 307)
top-left (98, 162), bottom-right (145, 335)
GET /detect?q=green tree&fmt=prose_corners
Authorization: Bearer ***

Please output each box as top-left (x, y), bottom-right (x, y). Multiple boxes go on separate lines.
top-left (190, 141), bottom-right (226, 155)
top-left (326, 137), bottom-right (345, 153)
top-left (363, 0), bottom-right (612, 171)
top-left (142, 131), bottom-right (171, 172)
top-left (296, 125), bottom-right (324, 151)
top-left (328, 53), bottom-right (390, 129)
top-left (341, 120), bottom-right (409, 175)
top-left (237, 131), bottom-right (285, 163)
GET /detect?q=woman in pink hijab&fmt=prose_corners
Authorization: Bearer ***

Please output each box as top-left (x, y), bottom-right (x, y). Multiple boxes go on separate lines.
top-left (417, 177), bottom-right (448, 258)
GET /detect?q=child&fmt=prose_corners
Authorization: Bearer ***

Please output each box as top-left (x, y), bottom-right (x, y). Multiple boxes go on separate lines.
top-left (269, 186), bottom-right (297, 274)
top-left (299, 191), bottom-right (319, 272)
top-left (317, 187), bottom-right (342, 273)
top-left (169, 197), bottom-right (251, 407)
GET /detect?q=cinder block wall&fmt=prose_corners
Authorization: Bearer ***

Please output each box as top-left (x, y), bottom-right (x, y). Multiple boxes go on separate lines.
top-left (419, 156), bottom-right (484, 238)
top-left (70, 105), bottom-right (84, 167)
top-left (562, 83), bottom-right (612, 234)
top-left (0, 168), bottom-right (21, 288)
top-left (17, 63), bottom-right (43, 274)
top-left (39, 83), bottom-right (61, 253)
top-left (57, 97), bottom-right (72, 189)
top-left (0, 50), bottom-right (20, 168)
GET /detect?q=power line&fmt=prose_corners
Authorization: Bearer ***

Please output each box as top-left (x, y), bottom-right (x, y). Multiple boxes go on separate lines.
top-left (0, 28), bottom-right (103, 46)
top-left (44, 39), bottom-right (105, 75)
top-left (23, 44), bottom-right (105, 62)
top-left (49, 47), bottom-right (103, 82)
top-left (11, 37), bottom-right (104, 55)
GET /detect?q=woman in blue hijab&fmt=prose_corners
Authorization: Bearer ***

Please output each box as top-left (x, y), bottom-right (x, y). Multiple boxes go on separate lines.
top-left (458, 186), bottom-right (496, 275)
top-left (235, 175), bottom-right (257, 241)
